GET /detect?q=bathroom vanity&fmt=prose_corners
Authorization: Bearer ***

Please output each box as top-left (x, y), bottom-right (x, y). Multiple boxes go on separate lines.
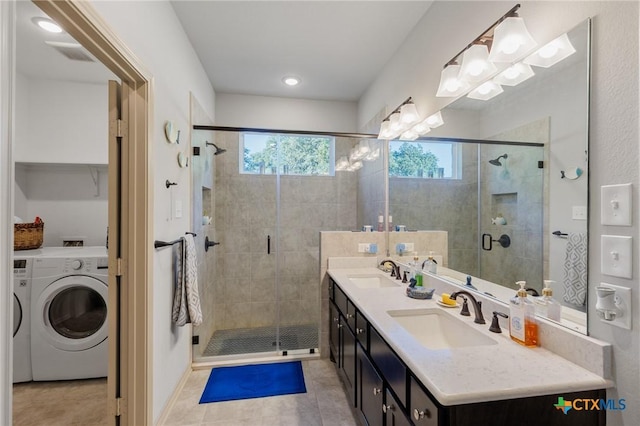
top-left (327, 264), bottom-right (610, 426)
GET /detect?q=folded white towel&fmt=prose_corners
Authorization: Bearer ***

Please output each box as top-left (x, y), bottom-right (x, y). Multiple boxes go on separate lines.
top-left (562, 233), bottom-right (587, 306)
top-left (172, 234), bottom-right (203, 326)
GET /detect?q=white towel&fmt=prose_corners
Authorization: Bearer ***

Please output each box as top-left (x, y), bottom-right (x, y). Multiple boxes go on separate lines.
top-left (172, 234), bottom-right (203, 326)
top-left (562, 233), bottom-right (587, 306)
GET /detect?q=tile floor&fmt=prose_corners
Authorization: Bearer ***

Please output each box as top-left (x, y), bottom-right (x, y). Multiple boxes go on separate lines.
top-left (161, 358), bottom-right (359, 426)
top-left (13, 378), bottom-right (108, 426)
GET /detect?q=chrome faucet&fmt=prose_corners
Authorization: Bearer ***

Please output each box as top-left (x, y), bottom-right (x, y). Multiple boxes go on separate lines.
top-left (449, 290), bottom-right (486, 324)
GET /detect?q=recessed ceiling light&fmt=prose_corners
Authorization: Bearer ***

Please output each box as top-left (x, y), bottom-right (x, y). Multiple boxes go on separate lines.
top-left (282, 76), bottom-right (300, 86)
top-left (32, 17), bottom-right (63, 34)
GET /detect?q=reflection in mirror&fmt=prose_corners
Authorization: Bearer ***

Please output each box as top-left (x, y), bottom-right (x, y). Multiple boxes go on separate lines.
top-left (387, 18), bottom-right (590, 334)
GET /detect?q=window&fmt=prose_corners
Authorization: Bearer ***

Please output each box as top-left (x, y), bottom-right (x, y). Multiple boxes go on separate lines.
top-left (241, 133), bottom-right (335, 176)
top-left (389, 140), bottom-right (461, 179)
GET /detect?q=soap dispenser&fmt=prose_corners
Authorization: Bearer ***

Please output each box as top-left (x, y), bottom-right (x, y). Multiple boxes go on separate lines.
top-left (412, 253), bottom-right (423, 286)
top-left (424, 251), bottom-right (437, 274)
top-left (509, 281), bottom-right (538, 347)
top-left (538, 280), bottom-right (562, 322)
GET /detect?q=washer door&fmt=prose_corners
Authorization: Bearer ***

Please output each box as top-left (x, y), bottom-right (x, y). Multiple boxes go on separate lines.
top-left (35, 275), bottom-right (107, 351)
top-left (13, 294), bottom-right (22, 338)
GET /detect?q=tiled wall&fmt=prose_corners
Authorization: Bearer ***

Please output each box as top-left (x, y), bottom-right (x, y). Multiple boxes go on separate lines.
top-left (210, 132), bottom-right (360, 334)
top-left (389, 143), bottom-right (478, 275)
top-left (319, 230), bottom-right (448, 357)
top-left (481, 119), bottom-right (549, 291)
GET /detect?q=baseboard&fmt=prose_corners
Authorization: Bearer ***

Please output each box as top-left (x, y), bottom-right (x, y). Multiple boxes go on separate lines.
top-left (154, 365), bottom-right (191, 426)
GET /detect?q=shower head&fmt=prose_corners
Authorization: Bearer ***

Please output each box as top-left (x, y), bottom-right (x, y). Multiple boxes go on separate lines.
top-left (489, 154), bottom-right (508, 166)
top-left (206, 142), bottom-right (227, 155)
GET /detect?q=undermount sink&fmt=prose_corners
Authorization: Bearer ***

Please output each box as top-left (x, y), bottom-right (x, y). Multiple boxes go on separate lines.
top-left (387, 308), bottom-right (497, 350)
top-left (348, 274), bottom-right (401, 289)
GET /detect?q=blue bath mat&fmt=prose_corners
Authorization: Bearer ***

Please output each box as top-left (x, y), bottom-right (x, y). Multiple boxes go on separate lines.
top-left (199, 361), bottom-right (306, 403)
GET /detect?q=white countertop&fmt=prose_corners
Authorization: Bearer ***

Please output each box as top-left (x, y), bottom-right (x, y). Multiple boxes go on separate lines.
top-left (328, 266), bottom-right (612, 406)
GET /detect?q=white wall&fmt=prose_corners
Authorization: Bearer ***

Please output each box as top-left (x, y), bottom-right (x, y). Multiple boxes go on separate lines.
top-left (359, 2), bottom-right (639, 425)
top-left (215, 93), bottom-right (358, 133)
top-left (88, 1), bottom-right (216, 423)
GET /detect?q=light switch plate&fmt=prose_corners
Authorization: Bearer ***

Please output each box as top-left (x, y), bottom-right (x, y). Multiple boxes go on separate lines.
top-left (598, 283), bottom-right (632, 329)
top-left (601, 183), bottom-right (632, 226)
top-left (174, 200), bottom-right (183, 219)
top-left (601, 235), bottom-right (632, 279)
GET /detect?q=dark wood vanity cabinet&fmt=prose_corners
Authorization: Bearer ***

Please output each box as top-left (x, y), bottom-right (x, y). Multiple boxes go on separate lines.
top-left (329, 278), bottom-right (606, 426)
top-left (357, 344), bottom-right (383, 426)
top-left (385, 389), bottom-right (412, 426)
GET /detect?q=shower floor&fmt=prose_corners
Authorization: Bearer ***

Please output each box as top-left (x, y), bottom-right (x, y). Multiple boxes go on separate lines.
top-left (203, 323), bottom-right (319, 357)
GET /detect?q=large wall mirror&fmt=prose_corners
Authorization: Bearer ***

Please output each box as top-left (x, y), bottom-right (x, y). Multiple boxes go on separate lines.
top-left (371, 18), bottom-right (590, 334)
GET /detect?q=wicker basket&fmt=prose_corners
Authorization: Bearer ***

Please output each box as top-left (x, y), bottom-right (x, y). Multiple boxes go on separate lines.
top-left (14, 221), bottom-right (44, 250)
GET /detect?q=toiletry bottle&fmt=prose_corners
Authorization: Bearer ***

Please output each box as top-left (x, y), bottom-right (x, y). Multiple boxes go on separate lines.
top-left (377, 213), bottom-right (384, 232)
top-left (425, 251), bottom-right (437, 274)
top-left (412, 253), bottom-right (423, 286)
top-left (509, 281), bottom-right (538, 347)
top-left (388, 215), bottom-right (393, 232)
top-left (540, 280), bottom-right (562, 322)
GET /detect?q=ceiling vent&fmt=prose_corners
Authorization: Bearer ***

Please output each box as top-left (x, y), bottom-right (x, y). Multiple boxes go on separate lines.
top-left (45, 41), bottom-right (95, 62)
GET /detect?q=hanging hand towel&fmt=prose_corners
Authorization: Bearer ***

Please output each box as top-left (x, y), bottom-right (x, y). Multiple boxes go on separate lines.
top-left (562, 232), bottom-right (587, 306)
top-left (172, 239), bottom-right (189, 326)
top-left (183, 234), bottom-right (203, 326)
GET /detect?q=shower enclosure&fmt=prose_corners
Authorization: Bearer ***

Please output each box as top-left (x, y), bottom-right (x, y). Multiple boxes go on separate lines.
top-left (389, 138), bottom-right (545, 292)
top-left (192, 129), bottom-right (362, 361)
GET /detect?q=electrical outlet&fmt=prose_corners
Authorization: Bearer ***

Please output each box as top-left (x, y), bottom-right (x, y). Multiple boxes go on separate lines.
top-left (174, 200), bottom-right (183, 218)
top-left (572, 206), bottom-right (587, 220)
top-left (358, 243), bottom-right (376, 254)
top-left (598, 283), bottom-right (632, 329)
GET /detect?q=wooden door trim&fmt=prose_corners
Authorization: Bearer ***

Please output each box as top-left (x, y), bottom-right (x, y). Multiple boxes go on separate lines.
top-left (33, 1), bottom-right (153, 425)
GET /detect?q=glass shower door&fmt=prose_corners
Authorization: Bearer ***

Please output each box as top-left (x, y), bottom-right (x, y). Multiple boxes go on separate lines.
top-left (478, 143), bottom-right (545, 291)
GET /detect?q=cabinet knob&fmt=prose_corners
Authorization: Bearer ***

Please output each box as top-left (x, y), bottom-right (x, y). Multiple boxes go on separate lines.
top-left (356, 328), bottom-right (364, 334)
top-left (372, 387), bottom-right (381, 396)
top-left (337, 324), bottom-right (343, 329)
top-left (413, 408), bottom-right (432, 420)
top-left (333, 317), bottom-right (339, 323)
top-left (382, 403), bottom-right (395, 414)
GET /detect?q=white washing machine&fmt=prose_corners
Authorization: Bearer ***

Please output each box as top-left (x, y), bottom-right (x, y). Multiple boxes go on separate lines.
top-left (13, 252), bottom-right (39, 383)
top-left (30, 247), bottom-right (109, 381)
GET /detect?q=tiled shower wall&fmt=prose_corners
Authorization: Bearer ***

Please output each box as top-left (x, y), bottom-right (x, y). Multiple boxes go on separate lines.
top-left (480, 118), bottom-right (549, 291)
top-left (389, 143), bottom-right (479, 275)
top-left (210, 132), bottom-right (360, 334)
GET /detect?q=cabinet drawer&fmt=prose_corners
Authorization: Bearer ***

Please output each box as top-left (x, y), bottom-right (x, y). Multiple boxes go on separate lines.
top-left (329, 278), bottom-right (335, 301)
top-left (334, 284), bottom-right (349, 317)
top-left (369, 327), bottom-right (406, 406)
top-left (355, 311), bottom-right (368, 350)
top-left (346, 299), bottom-right (357, 332)
top-left (385, 389), bottom-right (412, 426)
top-left (409, 375), bottom-right (439, 426)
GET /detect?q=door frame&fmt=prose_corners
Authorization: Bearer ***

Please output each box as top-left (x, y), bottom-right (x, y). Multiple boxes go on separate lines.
top-left (4, 1), bottom-right (152, 424)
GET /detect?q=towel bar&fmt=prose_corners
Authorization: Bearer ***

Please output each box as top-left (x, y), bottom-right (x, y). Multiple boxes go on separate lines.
top-left (154, 232), bottom-right (196, 249)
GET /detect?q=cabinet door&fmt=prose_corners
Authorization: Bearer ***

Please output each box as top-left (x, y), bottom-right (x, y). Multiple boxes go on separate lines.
top-left (356, 311), bottom-right (368, 350)
top-left (369, 327), bottom-right (406, 405)
top-left (385, 389), bottom-right (412, 426)
top-left (357, 345), bottom-right (383, 426)
top-left (342, 323), bottom-right (356, 406)
top-left (329, 302), bottom-right (340, 362)
top-left (409, 375), bottom-right (439, 426)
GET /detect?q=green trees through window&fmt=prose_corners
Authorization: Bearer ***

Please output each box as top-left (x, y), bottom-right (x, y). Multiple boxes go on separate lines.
top-left (242, 133), bottom-right (333, 175)
top-left (389, 140), bottom-right (459, 179)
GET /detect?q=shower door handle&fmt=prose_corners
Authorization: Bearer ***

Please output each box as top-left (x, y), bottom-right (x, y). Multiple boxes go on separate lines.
top-left (482, 233), bottom-right (511, 250)
top-left (267, 235), bottom-right (271, 254)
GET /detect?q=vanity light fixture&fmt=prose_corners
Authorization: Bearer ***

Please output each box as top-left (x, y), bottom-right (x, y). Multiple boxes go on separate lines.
top-left (487, 16), bottom-right (537, 63)
top-left (32, 17), bottom-right (64, 33)
top-left (459, 44), bottom-right (497, 83)
top-left (524, 33), bottom-right (576, 68)
top-left (492, 62), bottom-right (535, 86)
top-left (376, 97), bottom-right (445, 141)
top-left (467, 80), bottom-right (504, 101)
top-left (436, 64), bottom-right (470, 98)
